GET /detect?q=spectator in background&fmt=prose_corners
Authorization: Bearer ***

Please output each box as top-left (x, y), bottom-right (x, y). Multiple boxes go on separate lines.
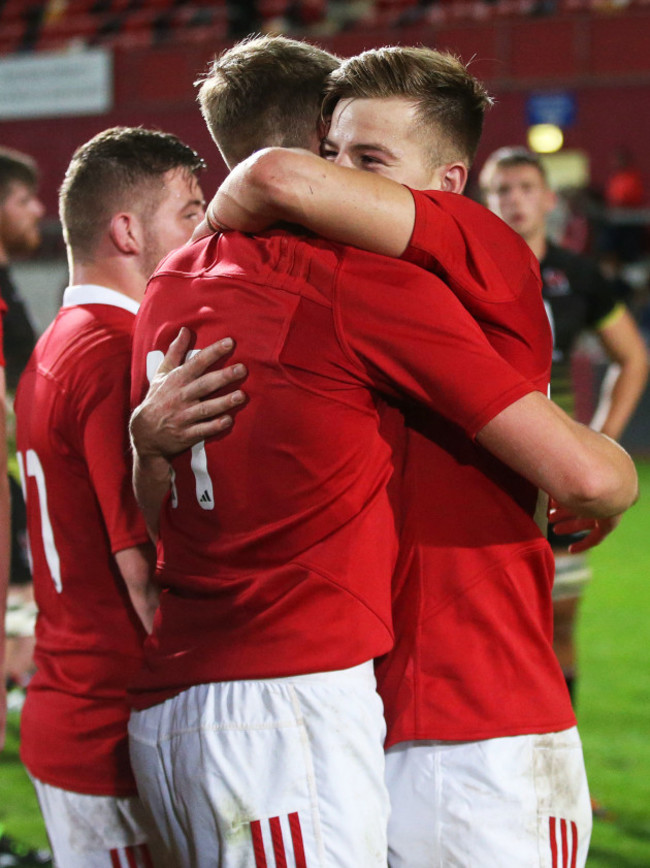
top-left (602, 147), bottom-right (647, 266)
top-left (226, 0), bottom-right (260, 36)
top-left (0, 147), bottom-right (43, 709)
top-left (0, 149), bottom-right (52, 865)
top-left (605, 147), bottom-right (645, 210)
top-left (0, 148), bottom-right (41, 390)
top-left (480, 146), bottom-right (648, 748)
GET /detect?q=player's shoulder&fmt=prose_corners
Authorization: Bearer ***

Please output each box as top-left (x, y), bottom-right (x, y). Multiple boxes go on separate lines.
top-left (414, 189), bottom-right (537, 263)
top-left (38, 304), bottom-right (132, 386)
top-left (152, 233), bottom-right (216, 278)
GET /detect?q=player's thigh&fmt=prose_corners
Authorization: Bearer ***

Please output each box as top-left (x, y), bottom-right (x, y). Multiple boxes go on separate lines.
top-left (386, 728), bottom-right (592, 868)
top-left (130, 664), bottom-right (389, 868)
top-left (31, 776), bottom-right (164, 868)
top-left (552, 553), bottom-right (592, 607)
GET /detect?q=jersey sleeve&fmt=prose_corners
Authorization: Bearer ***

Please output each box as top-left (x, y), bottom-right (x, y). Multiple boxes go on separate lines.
top-left (76, 341), bottom-right (150, 554)
top-left (333, 248), bottom-right (538, 439)
top-left (403, 189), bottom-right (537, 303)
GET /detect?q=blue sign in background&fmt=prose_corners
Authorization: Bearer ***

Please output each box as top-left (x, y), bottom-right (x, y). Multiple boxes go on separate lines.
top-left (526, 91), bottom-right (577, 128)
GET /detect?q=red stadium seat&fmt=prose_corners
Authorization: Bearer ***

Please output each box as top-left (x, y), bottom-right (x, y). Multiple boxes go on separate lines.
top-left (37, 12), bottom-right (98, 50)
top-left (0, 20), bottom-right (27, 53)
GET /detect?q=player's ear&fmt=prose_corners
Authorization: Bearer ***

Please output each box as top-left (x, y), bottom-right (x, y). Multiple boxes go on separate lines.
top-left (438, 162), bottom-right (468, 194)
top-left (109, 212), bottom-right (142, 256)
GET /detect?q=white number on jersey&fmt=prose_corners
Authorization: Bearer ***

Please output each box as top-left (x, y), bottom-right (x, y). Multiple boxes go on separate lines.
top-left (17, 449), bottom-right (62, 593)
top-left (146, 348), bottom-right (215, 510)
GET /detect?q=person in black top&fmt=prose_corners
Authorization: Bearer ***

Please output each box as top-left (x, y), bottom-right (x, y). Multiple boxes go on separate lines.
top-left (0, 147), bottom-right (41, 390)
top-left (0, 147), bottom-right (44, 723)
top-left (480, 146), bottom-right (648, 711)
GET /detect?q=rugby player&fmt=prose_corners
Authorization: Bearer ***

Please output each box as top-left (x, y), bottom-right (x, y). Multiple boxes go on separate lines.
top-left (480, 146), bottom-right (648, 711)
top-left (197, 45), bottom-right (634, 867)
top-left (129, 38), bottom-right (637, 868)
top-left (14, 127), bottom-right (244, 868)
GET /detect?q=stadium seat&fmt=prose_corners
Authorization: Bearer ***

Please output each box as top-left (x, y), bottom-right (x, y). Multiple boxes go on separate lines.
top-left (37, 12), bottom-right (99, 50)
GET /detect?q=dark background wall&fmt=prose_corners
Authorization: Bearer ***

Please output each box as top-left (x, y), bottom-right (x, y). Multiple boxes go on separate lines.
top-left (2, 9), bottom-right (650, 217)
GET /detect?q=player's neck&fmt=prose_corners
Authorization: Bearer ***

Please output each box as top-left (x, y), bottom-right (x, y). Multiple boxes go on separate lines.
top-left (69, 256), bottom-right (146, 303)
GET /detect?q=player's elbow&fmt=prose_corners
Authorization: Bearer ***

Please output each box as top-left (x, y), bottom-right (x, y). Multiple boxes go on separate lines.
top-left (559, 450), bottom-right (638, 517)
top-left (246, 148), bottom-right (301, 215)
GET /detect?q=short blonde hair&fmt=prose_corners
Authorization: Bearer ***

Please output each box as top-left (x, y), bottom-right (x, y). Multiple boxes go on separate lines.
top-left (323, 46), bottom-right (493, 167)
top-left (196, 35), bottom-right (339, 169)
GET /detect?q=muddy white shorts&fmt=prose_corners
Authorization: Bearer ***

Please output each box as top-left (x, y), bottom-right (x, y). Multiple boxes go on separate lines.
top-left (128, 662), bottom-right (389, 867)
top-left (31, 776), bottom-right (168, 867)
top-left (385, 727), bottom-right (592, 868)
top-left (552, 554), bottom-right (593, 601)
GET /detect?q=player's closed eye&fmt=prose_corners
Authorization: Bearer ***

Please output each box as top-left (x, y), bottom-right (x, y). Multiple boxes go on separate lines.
top-left (359, 155), bottom-right (382, 167)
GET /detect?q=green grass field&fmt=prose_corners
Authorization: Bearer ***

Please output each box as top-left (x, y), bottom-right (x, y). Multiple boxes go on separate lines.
top-left (1, 462), bottom-right (649, 863)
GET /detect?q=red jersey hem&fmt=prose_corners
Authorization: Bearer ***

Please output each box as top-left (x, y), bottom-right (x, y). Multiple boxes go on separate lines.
top-left (384, 714), bottom-right (578, 749)
top-left (22, 762), bottom-right (138, 798)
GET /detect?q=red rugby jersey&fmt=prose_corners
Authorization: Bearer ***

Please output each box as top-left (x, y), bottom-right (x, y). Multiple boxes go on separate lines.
top-left (129, 229), bottom-right (536, 709)
top-left (374, 190), bottom-right (575, 745)
top-left (15, 285), bottom-right (150, 796)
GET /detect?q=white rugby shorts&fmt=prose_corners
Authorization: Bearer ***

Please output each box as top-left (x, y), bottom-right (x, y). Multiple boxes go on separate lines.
top-left (385, 727), bottom-right (592, 868)
top-left (128, 662), bottom-right (389, 867)
top-left (30, 776), bottom-right (167, 867)
top-left (552, 553), bottom-right (593, 601)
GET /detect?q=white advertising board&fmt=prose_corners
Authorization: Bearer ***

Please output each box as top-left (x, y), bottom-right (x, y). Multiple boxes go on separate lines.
top-left (0, 48), bottom-right (112, 120)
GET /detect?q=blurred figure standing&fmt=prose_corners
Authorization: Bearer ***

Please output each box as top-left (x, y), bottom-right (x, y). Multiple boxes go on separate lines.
top-left (602, 147), bottom-right (647, 267)
top-left (480, 146), bottom-right (648, 715)
top-left (0, 148), bottom-right (42, 390)
top-left (0, 148), bottom-right (44, 702)
top-left (0, 149), bottom-right (52, 865)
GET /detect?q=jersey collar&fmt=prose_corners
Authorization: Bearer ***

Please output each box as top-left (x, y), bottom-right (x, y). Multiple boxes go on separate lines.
top-left (62, 284), bottom-right (140, 315)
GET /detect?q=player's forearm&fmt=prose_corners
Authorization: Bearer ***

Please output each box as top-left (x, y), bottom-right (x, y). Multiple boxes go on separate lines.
top-left (125, 578), bottom-right (159, 635)
top-left (592, 356), bottom-right (649, 440)
top-left (132, 452), bottom-right (172, 541)
top-left (477, 391), bottom-right (638, 517)
top-left (114, 544), bottom-right (159, 633)
top-left (563, 424), bottom-right (639, 516)
top-left (211, 147), bottom-right (414, 257)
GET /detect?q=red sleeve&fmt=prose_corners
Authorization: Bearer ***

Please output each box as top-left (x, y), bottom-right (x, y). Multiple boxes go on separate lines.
top-left (333, 248), bottom-right (537, 439)
top-left (76, 341), bottom-right (149, 554)
top-left (404, 189), bottom-right (539, 303)
top-left (403, 189), bottom-right (552, 390)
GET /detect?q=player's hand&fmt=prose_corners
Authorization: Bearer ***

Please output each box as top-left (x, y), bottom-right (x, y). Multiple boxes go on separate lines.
top-left (191, 200), bottom-right (228, 241)
top-left (191, 216), bottom-right (214, 241)
top-left (130, 327), bottom-right (247, 459)
top-left (548, 500), bottom-right (622, 553)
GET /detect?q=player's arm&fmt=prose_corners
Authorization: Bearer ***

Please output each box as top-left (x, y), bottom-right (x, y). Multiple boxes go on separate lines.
top-left (590, 307), bottom-right (649, 440)
top-left (335, 252), bottom-right (638, 526)
top-left (0, 369), bottom-right (9, 751)
top-left (202, 147), bottom-right (416, 258)
top-left (114, 544), bottom-right (158, 634)
top-left (476, 390), bottom-right (638, 518)
top-left (130, 328), bottom-right (247, 538)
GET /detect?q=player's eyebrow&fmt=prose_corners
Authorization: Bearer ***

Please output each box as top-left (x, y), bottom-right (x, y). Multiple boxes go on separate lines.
top-left (322, 136), bottom-right (400, 161)
top-left (182, 196), bottom-right (206, 210)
